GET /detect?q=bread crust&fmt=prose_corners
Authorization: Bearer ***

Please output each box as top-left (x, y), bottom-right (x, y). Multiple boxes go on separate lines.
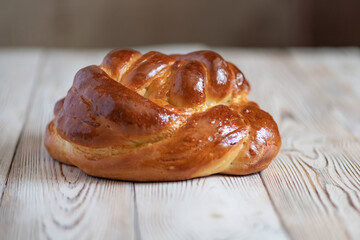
top-left (44, 49), bottom-right (281, 181)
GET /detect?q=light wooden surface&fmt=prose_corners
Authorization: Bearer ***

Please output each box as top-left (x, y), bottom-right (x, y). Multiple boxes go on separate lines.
top-left (0, 45), bottom-right (359, 240)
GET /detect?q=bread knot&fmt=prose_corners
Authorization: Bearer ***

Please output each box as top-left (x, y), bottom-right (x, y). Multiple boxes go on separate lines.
top-left (45, 49), bottom-right (281, 181)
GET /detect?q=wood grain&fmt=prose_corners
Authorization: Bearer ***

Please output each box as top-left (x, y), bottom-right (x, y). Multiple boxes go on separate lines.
top-left (288, 49), bottom-right (360, 238)
top-left (0, 45), bottom-right (214, 240)
top-left (217, 48), bottom-right (360, 239)
top-left (0, 50), bottom-right (135, 239)
top-left (1, 47), bottom-right (360, 240)
top-left (0, 48), bottom-right (42, 201)
top-left (135, 175), bottom-right (288, 240)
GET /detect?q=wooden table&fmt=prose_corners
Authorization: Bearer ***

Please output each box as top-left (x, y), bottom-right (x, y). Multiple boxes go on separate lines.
top-left (1, 45), bottom-right (360, 240)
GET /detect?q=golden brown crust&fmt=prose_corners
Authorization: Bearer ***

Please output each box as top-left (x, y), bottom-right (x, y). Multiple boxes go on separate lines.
top-left (44, 49), bottom-right (281, 181)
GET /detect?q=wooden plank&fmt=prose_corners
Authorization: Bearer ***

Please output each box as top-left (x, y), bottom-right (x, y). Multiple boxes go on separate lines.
top-left (0, 48), bottom-right (42, 201)
top-left (135, 175), bottom-right (288, 240)
top-left (288, 48), bottom-right (360, 238)
top-left (0, 50), bottom-right (135, 239)
top-left (216, 48), bottom-right (360, 239)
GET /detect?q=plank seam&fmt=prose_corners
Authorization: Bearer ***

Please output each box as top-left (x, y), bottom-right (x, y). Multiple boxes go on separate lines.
top-left (0, 49), bottom-right (47, 206)
top-left (0, 125), bottom-right (24, 205)
top-left (259, 172), bottom-right (291, 238)
top-left (132, 184), bottom-right (142, 240)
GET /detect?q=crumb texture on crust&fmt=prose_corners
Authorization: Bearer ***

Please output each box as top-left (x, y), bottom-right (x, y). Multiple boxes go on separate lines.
top-left (44, 49), bottom-right (281, 181)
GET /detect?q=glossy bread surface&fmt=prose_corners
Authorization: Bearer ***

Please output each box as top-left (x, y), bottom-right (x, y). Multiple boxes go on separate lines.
top-left (45, 49), bottom-right (281, 181)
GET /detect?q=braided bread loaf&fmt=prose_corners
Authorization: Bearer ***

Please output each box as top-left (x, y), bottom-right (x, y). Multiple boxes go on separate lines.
top-left (44, 49), bottom-right (281, 181)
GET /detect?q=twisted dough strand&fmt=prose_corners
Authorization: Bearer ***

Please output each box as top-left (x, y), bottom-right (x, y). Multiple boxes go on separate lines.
top-left (45, 49), bottom-right (281, 181)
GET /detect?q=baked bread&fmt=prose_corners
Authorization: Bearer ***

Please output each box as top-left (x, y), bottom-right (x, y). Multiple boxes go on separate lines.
top-left (45, 49), bottom-right (281, 181)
